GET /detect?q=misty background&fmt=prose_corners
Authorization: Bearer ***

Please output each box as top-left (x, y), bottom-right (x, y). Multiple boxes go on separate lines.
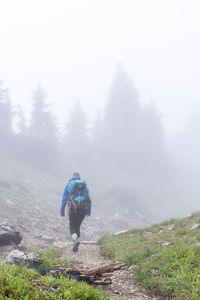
top-left (1, 0), bottom-right (200, 230)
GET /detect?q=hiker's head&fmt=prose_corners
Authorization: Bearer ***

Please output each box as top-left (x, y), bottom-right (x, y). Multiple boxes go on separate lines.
top-left (72, 171), bottom-right (80, 179)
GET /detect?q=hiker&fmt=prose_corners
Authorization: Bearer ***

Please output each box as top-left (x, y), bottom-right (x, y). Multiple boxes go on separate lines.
top-left (60, 172), bottom-right (91, 252)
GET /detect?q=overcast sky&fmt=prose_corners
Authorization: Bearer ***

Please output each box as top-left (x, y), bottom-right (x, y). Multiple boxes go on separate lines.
top-left (0, 0), bottom-right (200, 135)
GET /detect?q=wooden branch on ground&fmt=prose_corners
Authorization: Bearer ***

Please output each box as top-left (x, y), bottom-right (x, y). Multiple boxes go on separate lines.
top-left (40, 262), bottom-right (126, 285)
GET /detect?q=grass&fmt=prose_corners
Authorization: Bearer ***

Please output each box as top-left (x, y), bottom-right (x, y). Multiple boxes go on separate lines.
top-left (27, 247), bottom-right (81, 268)
top-left (0, 264), bottom-right (109, 300)
top-left (0, 246), bottom-right (108, 299)
top-left (100, 212), bottom-right (200, 300)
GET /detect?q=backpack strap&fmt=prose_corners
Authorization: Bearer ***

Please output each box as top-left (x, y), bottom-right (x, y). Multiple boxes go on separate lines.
top-left (68, 194), bottom-right (78, 210)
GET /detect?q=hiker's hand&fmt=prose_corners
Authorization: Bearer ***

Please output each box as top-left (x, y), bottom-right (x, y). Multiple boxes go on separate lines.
top-left (60, 215), bottom-right (65, 218)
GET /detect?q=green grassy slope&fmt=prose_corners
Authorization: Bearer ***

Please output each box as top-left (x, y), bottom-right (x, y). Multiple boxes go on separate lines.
top-left (0, 246), bottom-right (109, 300)
top-left (100, 212), bottom-right (200, 300)
top-left (0, 264), bottom-right (109, 300)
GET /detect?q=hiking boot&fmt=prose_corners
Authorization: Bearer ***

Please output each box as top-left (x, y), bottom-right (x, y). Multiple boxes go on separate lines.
top-left (71, 233), bottom-right (80, 252)
top-left (72, 241), bottom-right (80, 252)
top-left (72, 233), bottom-right (78, 242)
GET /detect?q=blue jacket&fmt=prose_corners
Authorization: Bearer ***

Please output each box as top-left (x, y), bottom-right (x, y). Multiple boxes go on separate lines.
top-left (60, 176), bottom-right (91, 216)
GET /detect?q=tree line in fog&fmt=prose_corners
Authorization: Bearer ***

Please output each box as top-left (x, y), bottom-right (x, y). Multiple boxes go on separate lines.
top-left (1, 64), bottom-right (198, 185)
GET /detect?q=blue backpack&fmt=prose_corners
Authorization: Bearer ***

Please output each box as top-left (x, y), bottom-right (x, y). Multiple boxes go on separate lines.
top-left (68, 180), bottom-right (89, 204)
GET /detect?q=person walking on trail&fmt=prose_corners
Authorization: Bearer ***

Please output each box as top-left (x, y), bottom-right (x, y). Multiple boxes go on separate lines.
top-left (60, 172), bottom-right (91, 252)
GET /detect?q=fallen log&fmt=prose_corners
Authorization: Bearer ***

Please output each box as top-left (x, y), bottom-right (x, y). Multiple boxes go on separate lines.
top-left (36, 262), bottom-right (126, 285)
top-left (77, 262), bottom-right (126, 276)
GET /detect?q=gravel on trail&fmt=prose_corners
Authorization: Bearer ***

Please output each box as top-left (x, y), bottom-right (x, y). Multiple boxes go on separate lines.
top-left (62, 242), bottom-right (161, 300)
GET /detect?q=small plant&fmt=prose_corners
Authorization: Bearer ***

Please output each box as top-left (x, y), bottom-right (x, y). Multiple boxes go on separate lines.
top-left (160, 217), bottom-right (180, 226)
top-left (196, 217), bottom-right (200, 224)
top-left (191, 211), bottom-right (200, 218)
top-left (176, 227), bottom-right (188, 236)
top-left (196, 233), bottom-right (200, 241)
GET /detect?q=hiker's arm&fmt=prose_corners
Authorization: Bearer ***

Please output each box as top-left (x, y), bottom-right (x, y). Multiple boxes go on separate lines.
top-left (67, 180), bottom-right (75, 193)
top-left (86, 201), bottom-right (92, 216)
top-left (86, 196), bottom-right (92, 216)
top-left (60, 186), bottom-right (69, 216)
top-left (85, 185), bottom-right (91, 216)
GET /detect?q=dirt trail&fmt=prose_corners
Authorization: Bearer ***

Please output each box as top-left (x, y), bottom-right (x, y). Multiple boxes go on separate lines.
top-left (62, 242), bottom-right (160, 300)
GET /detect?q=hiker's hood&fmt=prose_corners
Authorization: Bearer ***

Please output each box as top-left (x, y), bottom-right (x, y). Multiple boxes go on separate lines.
top-left (71, 171), bottom-right (81, 180)
top-left (71, 175), bottom-right (81, 180)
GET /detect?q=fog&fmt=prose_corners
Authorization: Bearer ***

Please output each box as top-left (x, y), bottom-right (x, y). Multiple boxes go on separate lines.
top-left (1, 0), bottom-right (200, 222)
top-left (1, 0), bottom-right (200, 134)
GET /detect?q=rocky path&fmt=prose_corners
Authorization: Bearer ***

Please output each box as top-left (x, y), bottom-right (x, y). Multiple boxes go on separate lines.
top-left (62, 242), bottom-right (160, 300)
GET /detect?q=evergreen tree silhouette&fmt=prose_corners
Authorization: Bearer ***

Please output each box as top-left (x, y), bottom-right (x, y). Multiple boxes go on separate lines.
top-left (29, 84), bottom-right (59, 170)
top-left (0, 81), bottom-right (13, 150)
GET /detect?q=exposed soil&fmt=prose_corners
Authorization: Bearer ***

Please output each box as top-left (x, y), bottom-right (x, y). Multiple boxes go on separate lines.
top-left (62, 243), bottom-right (161, 300)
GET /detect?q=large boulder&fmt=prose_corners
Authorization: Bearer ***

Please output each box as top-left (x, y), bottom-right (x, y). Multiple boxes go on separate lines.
top-left (0, 222), bottom-right (23, 246)
top-left (6, 250), bottom-right (40, 266)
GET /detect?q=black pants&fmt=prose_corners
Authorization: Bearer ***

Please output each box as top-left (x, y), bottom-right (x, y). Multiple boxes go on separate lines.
top-left (69, 207), bottom-right (86, 238)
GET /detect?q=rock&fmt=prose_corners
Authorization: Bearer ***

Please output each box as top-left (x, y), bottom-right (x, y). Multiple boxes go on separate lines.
top-left (40, 235), bottom-right (55, 243)
top-left (191, 224), bottom-right (200, 230)
top-left (26, 252), bottom-right (40, 263)
top-left (186, 219), bottom-right (195, 229)
top-left (128, 265), bottom-right (134, 271)
top-left (0, 222), bottom-right (23, 246)
top-left (17, 225), bottom-right (29, 233)
top-left (6, 250), bottom-right (26, 265)
top-left (34, 234), bottom-right (55, 243)
top-left (52, 241), bottom-right (71, 248)
top-left (50, 224), bottom-right (63, 233)
top-left (151, 268), bottom-right (158, 274)
top-left (168, 225), bottom-right (175, 231)
top-left (114, 230), bottom-right (129, 236)
top-left (6, 250), bottom-right (40, 266)
top-left (81, 241), bottom-right (98, 245)
top-left (162, 241), bottom-right (170, 246)
top-left (0, 244), bottom-right (17, 252)
top-left (5, 199), bottom-right (15, 207)
top-left (0, 222), bottom-right (15, 231)
top-left (143, 231), bottom-right (152, 237)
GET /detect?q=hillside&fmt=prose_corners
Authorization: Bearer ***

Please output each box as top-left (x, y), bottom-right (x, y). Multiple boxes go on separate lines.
top-left (2, 152), bottom-right (200, 299)
top-left (100, 213), bottom-right (200, 299)
top-left (0, 151), bottom-right (157, 249)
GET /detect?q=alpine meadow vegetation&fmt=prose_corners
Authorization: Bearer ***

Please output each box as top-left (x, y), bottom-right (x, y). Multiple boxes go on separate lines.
top-left (0, 246), bottom-right (109, 300)
top-left (0, 264), bottom-right (109, 300)
top-left (100, 212), bottom-right (200, 300)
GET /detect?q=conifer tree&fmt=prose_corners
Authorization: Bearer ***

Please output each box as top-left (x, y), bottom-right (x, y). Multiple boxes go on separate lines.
top-left (0, 81), bottom-right (13, 150)
top-left (63, 100), bottom-right (89, 172)
top-left (14, 105), bottom-right (29, 159)
top-left (17, 105), bottom-right (27, 136)
top-left (102, 64), bottom-right (142, 170)
top-left (29, 84), bottom-right (59, 169)
top-left (141, 101), bottom-right (167, 178)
